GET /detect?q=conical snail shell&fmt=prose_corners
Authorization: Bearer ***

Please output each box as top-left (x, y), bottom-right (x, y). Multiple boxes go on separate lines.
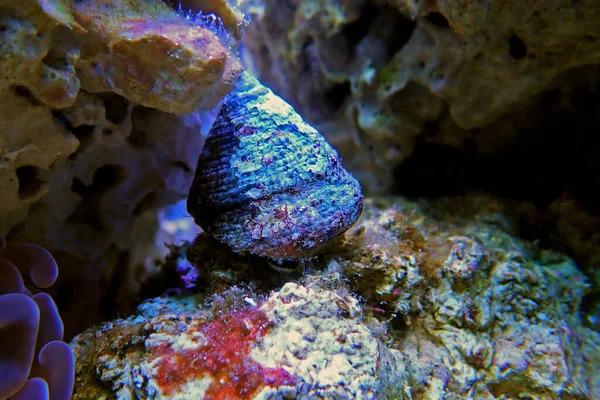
top-left (187, 71), bottom-right (363, 260)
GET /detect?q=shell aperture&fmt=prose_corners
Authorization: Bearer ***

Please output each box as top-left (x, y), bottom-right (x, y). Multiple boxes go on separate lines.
top-left (187, 71), bottom-right (363, 260)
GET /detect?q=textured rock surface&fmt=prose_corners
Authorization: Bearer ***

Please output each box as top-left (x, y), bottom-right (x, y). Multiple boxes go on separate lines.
top-left (0, 0), bottom-right (241, 221)
top-left (193, 195), bottom-right (600, 398)
top-left (0, 0), bottom-right (242, 337)
top-left (70, 282), bottom-right (403, 399)
top-left (72, 195), bottom-right (600, 399)
top-left (242, 0), bottom-right (600, 192)
top-left (252, 282), bottom-right (404, 398)
top-left (72, 0), bottom-right (242, 114)
top-left (166, 0), bottom-right (248, 39)
top-left (326, 196), bottom-right (600, 399)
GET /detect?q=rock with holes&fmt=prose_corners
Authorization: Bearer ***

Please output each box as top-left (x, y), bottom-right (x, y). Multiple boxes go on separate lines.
top-left (0, 0), bottom-right (241, 215)
top-left (165, 0), bottom-right (248, 39)
top-left (0, 0), bottom-right (242, 222)
top-left (241, 0), bottom-right (600, 193)
top-left (0, 0), bottom-right (242, 336)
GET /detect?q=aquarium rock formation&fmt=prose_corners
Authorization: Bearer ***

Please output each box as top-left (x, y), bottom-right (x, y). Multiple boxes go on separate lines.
top-left (1, 0), bottom-right (598, 399)
top-left (70, 281), bottom-right (404, 399)
top-left (0, 0), bottom-right (243, 336)
top-left (242, 0), bottom-right (600, 193)
top-left (327, 196), bottom-right (600, 398)
top-left (70, 196), bottom-right (599, 399)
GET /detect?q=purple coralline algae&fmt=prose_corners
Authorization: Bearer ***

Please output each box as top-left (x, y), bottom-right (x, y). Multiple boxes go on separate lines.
top-left (0, 237), bottom-right (74, 400)
top-left (187, 71), bottom-right (363, 260)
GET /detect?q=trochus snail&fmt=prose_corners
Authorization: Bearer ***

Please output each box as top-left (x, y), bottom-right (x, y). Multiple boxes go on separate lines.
top-left (187, 71), bottom-right (363, 260)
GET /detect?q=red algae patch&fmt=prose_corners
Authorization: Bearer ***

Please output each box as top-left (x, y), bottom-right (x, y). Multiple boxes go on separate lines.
top-left (150, 307), bottom-right (297, 399)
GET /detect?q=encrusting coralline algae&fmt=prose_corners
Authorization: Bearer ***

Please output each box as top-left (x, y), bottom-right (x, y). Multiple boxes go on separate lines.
top-left (70, 281), bottom-right (404, 399)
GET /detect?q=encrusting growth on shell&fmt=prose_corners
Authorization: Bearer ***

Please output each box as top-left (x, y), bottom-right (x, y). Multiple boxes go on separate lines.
top-left (187, 71), bottom-right (363, 260)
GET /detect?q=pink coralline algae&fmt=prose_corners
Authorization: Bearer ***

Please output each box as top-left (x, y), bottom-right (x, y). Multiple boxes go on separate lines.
top-left (69, 281), bottom-right (397, 399)
top-left (150, 307), bottom-right (297, 399)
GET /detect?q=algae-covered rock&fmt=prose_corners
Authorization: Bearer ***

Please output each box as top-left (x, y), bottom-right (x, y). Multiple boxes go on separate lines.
top-left (70, 282), bottom-right (404, 399)
top-left (72, 196), bottom-right (600, 399)
top-left (328, 196), bottom-right (600, 398)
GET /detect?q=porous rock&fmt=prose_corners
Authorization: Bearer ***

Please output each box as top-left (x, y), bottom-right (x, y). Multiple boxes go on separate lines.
top-left (0, 0), bottom-right (242, 336)
top-left (242, 0), bottom-right (600, 192)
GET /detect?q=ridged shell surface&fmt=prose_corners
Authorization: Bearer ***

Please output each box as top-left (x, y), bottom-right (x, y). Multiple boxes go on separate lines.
top-left (187, 71), bottom-right (363, 260)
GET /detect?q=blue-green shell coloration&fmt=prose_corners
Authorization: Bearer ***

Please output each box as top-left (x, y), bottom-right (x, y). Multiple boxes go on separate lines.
top-left (187, 71), bottom-right (363, 260)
